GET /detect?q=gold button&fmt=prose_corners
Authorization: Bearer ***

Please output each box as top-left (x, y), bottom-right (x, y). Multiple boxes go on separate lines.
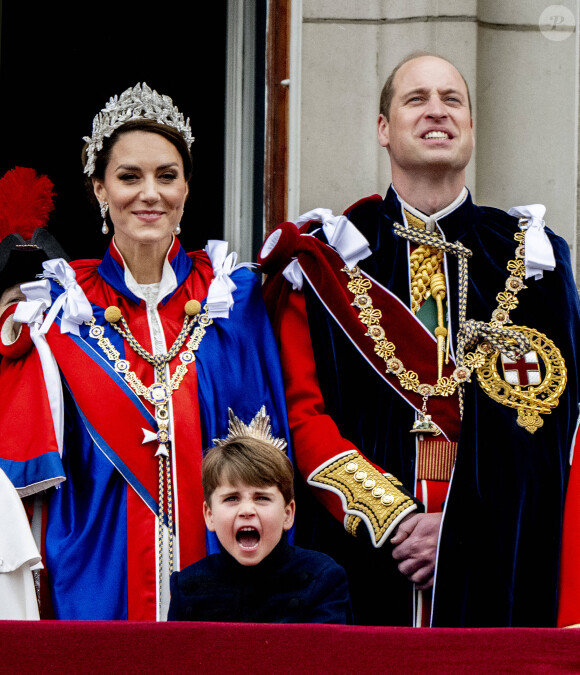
top-left (363, 479), bottom-right (376, 490)
top-left (381, 494), bottom-right (395, 506)
top-left (354, 471), bottom-right (367, 482)
top-left (372, 486), bottom-right (385, 498)
top-left (185, 299), bottom-right (201, 316)
top-left (104, 306), bottom-right (122, 323)
top-left (345, 462), bottom-right (358, 474)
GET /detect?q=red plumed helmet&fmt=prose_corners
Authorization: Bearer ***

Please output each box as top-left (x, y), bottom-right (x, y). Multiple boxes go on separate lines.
top-left (0, 166), bottom-right (56, 241)
top-left (0, 166), bottom-right (69, 292)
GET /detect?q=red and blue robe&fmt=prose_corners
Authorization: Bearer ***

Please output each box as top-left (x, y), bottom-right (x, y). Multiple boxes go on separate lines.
top-left (0, 237), bottom-right (292, 620)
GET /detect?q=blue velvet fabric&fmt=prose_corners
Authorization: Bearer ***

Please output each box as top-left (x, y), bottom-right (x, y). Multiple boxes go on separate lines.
top-left (297, 188), bottom-right (580, 626)
top-left (168, 535), bottom-right (352, 624)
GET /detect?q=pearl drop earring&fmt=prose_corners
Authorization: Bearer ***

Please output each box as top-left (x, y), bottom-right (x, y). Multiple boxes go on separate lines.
top-left (100, 202), bottom-right (109, 235)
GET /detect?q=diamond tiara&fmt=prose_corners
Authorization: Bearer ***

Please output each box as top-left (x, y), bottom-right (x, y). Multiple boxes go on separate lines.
top-left (82, 82), bottom-right (195, 177)
top-left (213, 407), bottom-right (288, 452)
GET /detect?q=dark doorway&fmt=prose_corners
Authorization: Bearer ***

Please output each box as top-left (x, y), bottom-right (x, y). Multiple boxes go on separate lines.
top-left (0, 2), bottom-right (227, 261)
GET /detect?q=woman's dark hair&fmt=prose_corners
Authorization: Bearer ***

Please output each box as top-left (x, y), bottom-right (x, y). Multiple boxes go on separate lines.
top-left (81, 119), bottom-right (193, 207)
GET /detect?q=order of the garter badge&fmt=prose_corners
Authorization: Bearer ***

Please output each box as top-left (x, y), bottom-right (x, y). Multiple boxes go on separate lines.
top-left (468, 325), bottom-right (567, 433)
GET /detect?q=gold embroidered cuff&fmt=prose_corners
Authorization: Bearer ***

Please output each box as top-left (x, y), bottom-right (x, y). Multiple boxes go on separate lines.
top-left (346, 514), bottom-right (362, 537)
top-left (309, 451), bottom-right (418, 547)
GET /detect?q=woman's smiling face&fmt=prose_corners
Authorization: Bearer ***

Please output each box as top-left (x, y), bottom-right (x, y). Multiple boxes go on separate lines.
top-left (92, 130), bottom-right (188, 256)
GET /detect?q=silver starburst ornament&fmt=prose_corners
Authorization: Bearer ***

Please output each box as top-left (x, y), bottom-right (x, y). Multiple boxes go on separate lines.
top-left (213, 406), bottom-right (288, 452)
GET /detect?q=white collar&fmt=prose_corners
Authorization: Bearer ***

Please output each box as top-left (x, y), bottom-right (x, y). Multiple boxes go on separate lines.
top-left (112, 239), bottom-right (177, 305)
top-left (395, 186), bottom-right (468, 232)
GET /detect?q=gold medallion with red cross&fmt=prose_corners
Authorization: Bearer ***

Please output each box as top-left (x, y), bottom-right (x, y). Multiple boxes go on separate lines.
top-left (471, 325), bottom-right (567, 433)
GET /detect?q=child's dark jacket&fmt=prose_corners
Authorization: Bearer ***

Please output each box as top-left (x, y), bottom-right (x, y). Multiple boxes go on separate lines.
top-left (168, 537), bottom-right (351, 624)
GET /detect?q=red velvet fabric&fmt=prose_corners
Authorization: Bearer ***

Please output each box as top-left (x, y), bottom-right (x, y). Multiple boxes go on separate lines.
top-left (2, 622), bottom-right (579, 673)
top-left (559, 422), bottom-right (580, 627)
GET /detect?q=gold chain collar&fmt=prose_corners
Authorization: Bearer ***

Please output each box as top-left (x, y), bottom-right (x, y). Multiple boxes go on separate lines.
top-left (86, 301), bottom-right (212, 432)
top-left (344, 263), bottom-right (466, 435)
top-left (343, 223), bottom-right (533, 432)
top-left (85, 299), bottom-right (213, 600)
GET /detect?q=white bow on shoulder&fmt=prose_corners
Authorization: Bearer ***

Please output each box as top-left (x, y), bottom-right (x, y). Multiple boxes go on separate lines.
top-left (283, 208), bottom-right (371, 290)
top-left (11, 258), bottom-right (93, 458)
top-left (205, 240), bottom-right (254, 319)
top-left (36, 259), bottom-right (93, 335)
top-left (507, 204), bottom-right (556, 280)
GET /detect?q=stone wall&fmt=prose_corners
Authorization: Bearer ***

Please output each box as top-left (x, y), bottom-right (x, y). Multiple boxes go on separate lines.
top-left (292, 0), bottom-right (579, 272)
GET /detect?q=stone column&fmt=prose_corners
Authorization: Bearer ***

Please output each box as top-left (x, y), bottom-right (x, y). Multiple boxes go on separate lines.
top-left (475, 0), bottom-right (578, 264)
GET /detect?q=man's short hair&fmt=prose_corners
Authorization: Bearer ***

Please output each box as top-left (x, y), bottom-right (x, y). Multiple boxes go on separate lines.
top-left (379, 50), bottom-right (473, 121)
top-left (202, 437), bottom-right (294, 505)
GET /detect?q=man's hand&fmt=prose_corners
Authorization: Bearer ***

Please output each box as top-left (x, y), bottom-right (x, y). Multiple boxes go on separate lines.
top-left (390, 512), bottom-right (443, 590)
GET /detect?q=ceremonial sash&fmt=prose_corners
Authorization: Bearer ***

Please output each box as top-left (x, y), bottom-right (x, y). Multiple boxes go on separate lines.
top-left (46, 323), bottom-right (165, 519)
top-left (280, 232), bottom-right (461, 442)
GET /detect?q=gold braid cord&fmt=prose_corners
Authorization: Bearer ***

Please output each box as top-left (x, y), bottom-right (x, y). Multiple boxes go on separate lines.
top-left (393, 221), bottom-right (473, 417)
top-left (309, 452), bottom-right (417, 547)
top-left (410, 247), bottom-right (444, 314)
top-left (406, 209), bottom-right (445, 315)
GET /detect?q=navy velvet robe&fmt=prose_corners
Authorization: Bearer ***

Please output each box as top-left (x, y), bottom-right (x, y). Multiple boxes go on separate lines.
top-left (272, 188), bottom-right (580, 627)
top-left (168, 536), bottom-right (351, 624)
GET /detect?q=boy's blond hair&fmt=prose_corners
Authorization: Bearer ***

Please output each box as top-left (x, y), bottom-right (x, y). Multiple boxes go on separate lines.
top-left (202, 436), bottom-right (294, 505)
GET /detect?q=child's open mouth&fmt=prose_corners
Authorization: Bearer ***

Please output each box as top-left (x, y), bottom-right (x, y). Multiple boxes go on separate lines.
top-left (236, 527), bottom-right (260, 550)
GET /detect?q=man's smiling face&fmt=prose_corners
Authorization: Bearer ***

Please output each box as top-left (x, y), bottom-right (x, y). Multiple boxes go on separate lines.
top-left (378, 55), bottom-right (474, 178)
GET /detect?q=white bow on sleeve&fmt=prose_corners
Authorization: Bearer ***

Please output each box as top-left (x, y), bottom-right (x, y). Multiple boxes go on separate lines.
top-left (507, 204), bottom-right (555, 280)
